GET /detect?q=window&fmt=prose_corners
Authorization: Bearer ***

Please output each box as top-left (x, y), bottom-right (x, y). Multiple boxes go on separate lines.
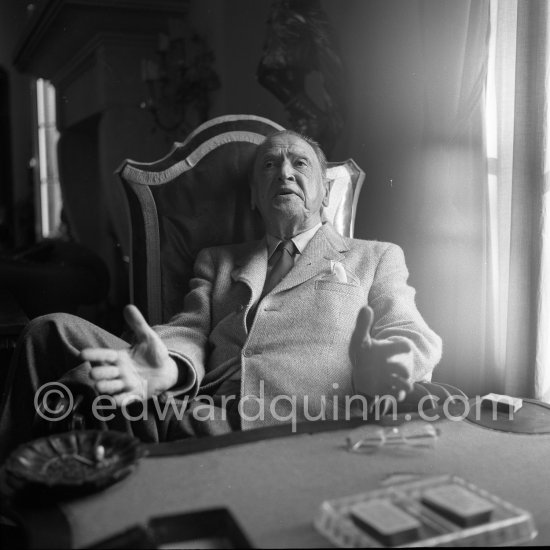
top-left (32, 78), bottom-right (62, 238)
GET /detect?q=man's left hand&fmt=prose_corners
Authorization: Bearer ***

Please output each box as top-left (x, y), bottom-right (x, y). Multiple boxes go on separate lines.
top-left (80, 305), bottom-right (179, 406)
top-left (350, 306), bottom-right (414, 401)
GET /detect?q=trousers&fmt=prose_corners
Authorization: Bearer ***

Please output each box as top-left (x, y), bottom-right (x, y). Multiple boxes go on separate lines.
top-left (0, 314), bottom-right (238, 463)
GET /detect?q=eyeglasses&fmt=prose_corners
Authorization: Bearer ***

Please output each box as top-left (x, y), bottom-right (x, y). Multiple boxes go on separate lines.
top-left (346, 423), bottom-right (440, 454)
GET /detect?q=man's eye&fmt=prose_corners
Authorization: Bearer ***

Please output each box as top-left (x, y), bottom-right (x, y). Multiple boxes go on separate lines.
top-left (264, 161), bottom-right (274, 169)
top-left (295, 159), bottom-right (308, 168)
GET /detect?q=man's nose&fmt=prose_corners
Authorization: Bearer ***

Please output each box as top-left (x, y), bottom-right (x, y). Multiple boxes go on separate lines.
top-left (278, 160), bottom-right (295, 182)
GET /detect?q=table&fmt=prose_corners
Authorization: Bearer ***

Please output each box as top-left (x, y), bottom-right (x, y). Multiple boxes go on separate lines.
top-left (8, 412), bottom-right (550, 548)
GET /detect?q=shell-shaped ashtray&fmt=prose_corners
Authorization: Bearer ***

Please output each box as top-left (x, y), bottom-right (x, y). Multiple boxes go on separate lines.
top-left (3, 430), bottom-right (145, 501)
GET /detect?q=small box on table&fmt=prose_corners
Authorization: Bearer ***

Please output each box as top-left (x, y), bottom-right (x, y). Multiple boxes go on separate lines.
top-left (480, 393), bottom-right (523, 415)
top-left (421, 484), bottom-right (494, 527)
top-left (349, 499), bottom-right (421, 546)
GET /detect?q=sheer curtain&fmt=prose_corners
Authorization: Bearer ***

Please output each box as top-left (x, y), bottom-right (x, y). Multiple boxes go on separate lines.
top-left (413, 0), bottom-right (550, 400)
top-left (540, 4), bottom-right (550, 402)
top-left (485, 0), bottom-right (550, 401)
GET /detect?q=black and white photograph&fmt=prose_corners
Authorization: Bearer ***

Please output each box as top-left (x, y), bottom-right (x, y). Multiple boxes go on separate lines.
top-left (0, 0), bottom-right (549, 548)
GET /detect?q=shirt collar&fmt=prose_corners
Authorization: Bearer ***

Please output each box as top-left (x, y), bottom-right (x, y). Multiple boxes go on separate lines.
top-left (266, 222), bottom-right (322, 260)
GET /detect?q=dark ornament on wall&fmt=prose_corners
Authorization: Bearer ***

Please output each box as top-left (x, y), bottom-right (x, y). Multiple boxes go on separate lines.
top-left (257, 0), bottom-right (346, 153)
top-left (141, 23), bottom-right (221, 138)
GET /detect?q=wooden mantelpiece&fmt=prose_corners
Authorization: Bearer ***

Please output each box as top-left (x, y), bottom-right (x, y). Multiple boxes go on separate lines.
top-left (13, 0), bottom-right (189, 76)
top-left (12, 0), bottom-right (189, 310)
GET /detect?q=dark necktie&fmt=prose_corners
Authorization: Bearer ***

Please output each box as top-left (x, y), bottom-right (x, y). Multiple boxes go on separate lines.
top-left (261, 240), bottom-right (297, 299)
top-left (246, 240), bottom-right (296, 330)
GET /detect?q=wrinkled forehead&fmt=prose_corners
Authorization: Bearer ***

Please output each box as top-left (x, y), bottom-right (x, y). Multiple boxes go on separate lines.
top-left (257, 133), bottom-right (318, 161)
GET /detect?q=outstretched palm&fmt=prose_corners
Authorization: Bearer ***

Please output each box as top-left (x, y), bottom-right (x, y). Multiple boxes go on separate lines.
top-left (349, 306), bottom-right (414, 401)
top-left (80, 305), bottom-right (178, 407)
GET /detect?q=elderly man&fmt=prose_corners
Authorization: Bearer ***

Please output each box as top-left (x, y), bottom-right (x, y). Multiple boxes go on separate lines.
top-left (0, 130), bottom-right (441, 459)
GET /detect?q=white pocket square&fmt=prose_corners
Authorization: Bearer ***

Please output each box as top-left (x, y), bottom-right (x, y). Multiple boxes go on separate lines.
top-left (330, 260), bottom-right (348, 283)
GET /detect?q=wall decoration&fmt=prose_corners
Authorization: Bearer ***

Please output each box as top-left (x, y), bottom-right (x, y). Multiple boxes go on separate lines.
top-left (257, 0), bottom-right (346, 153)
top-left (141, 23), bottom-right (220, 138)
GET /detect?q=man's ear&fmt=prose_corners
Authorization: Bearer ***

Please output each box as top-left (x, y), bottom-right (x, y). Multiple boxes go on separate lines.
top-left (322, 177), bottom-right (333, 207)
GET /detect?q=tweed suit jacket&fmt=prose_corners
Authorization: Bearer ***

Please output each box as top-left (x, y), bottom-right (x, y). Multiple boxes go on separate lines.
top-left (154, 222), bottom-right (442, 429)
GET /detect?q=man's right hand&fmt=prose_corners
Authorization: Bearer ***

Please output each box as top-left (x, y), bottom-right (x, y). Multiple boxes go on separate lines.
top-left (350, 306), bottom-right (414, 402)
top-left (80, 305), bottom-right (179, 407)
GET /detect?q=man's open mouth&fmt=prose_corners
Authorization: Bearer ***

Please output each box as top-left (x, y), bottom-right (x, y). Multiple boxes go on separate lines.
top-left (276, 188), bottom-right (299, 197)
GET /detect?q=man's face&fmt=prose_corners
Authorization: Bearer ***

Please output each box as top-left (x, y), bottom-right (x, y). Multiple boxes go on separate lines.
top-left (251, 133), bottom-right (329, 236)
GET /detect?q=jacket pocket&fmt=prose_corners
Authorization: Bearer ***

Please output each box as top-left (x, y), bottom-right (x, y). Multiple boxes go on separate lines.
top-left (314, 280), bottom-right (365, 297)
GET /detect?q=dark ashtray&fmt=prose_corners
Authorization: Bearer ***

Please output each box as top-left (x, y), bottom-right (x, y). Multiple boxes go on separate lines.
top-left (89, 508), bottom-right (253, 549)
top-left (3, 430), bottom-right (144, 501)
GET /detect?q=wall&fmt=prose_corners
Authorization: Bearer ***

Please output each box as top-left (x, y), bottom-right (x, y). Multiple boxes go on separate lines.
top-left (190, 0), bottom-right (286, 121)
top-left (0, 0), bottom-right (33, 248)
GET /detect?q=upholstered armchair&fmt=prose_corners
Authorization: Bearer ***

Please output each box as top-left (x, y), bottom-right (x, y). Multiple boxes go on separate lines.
top-left (117, 114), bottom-right (365, 326)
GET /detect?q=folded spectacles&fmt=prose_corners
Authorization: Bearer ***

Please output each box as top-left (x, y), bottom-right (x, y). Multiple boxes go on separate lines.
top-left (346, 424), bottom-right (440, 453)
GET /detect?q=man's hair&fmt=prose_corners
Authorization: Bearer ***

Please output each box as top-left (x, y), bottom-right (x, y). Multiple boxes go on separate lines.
top-left (259, 129), bottom-right (328, 176)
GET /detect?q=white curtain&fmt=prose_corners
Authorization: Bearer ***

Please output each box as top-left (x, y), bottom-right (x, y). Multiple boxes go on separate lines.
top-left (485, 0), bottom-right (550, 401)
top-left (540, 3), bottom-right (550, 402)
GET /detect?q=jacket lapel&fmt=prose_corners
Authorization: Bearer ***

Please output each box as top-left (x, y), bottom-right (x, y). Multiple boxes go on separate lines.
top-left (230, 239), bottom-right (268, 305)
top-left (275, 222), bottom-right (350, 294)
